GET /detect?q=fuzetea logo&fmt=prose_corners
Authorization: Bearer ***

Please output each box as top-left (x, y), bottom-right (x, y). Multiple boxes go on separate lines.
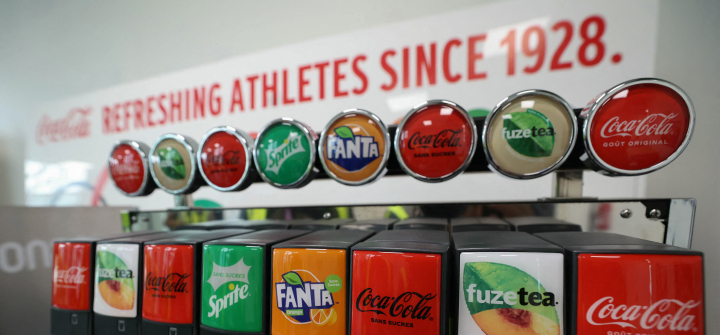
top-left (157, 147), bottom-right (186, 180)
top-left (206, 259), bottom-right (251, 319)
top-left (463, 262), bottom-right (561, 335)
top-left (502, 109), bottom-right (555, 158)
top-left (275, 271), bottom-right (336, 323)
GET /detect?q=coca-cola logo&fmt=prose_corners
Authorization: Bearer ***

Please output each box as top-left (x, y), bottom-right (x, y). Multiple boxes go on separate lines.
top-left (599, 113), bottom-right (677, 138)
top-left (355, 288), bottom-right (435, 320)
top-left (145, 272), bottom-right (191, 293)
top-left (586, 296), bottom-right (701, 332)
top-left (205, 150), bottom-right (242, 167)
top-left (587, 82), bottom-right (692, 172)
top-left (35, 107), bottom-right (91, 145)
top-left (407, 129), bottom-right (463, 150)
top-left (54, 266), bottom-right (87, 285)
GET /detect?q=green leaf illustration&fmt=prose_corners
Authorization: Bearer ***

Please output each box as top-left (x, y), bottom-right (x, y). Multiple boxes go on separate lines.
top-left (503, 110), bottom-right (555, 158)
top-left (334, 126), bottom-right (355, 140)
top-left (463, 262), bottom-right (558, 324)
top-left (157, 147), bottom-right (186, 180)
top-left (282, 271), bottom-right (303, 287)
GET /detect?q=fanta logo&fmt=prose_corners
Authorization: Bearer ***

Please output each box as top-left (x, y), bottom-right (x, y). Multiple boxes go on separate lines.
top-left (275, 271), bottom-right (334, 324)
top-left (326, 126), bottom-right (380, 172)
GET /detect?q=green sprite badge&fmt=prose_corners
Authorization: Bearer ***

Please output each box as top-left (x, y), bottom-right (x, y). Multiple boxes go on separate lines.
top-left (201, 245), bottom-right (263, 332)
top-left (254, 118), bottom-right (317, 188)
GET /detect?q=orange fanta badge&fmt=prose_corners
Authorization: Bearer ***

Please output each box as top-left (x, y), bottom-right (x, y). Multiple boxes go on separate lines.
top-left (272, 248), bottom-right (346, 335)
top-left (319, 109), bottom-right (390, 186)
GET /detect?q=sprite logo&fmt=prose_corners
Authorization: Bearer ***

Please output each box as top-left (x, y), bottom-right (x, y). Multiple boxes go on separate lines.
top-left (326, 126), bottom-right (380, 172)
top-left (157, 147), bottom-right (186, 179)
top-left (265, 132), bottom-right (306, 174)
top-left (501, 109), bottom-right (555, 157)
top-left (275, 271), bottom-right (340, 324)
top-left (463, 262), bottom-right (560, 334)
top-left (201, 245), bottom-right (263, 332)
top-left (257, 123), bottom-right (312, 185)
top-left (206, 258), bottom-right (252, 318)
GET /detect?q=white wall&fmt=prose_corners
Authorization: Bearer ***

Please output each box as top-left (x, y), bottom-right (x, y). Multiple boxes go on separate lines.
top-left (0, 0), bottom-right (718, 330)
top-left (648, 0), bottom-right (720, 328)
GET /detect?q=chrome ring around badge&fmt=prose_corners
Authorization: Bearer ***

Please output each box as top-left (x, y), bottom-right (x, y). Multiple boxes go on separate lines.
top-left (108, 140), bottom-right (154, 197)
top-left (393, 100), bottom-right (478, 183)
top-left (197, 126), bottom-right (256, 192)
top-left (318, 109), bottom-right (391, 186)
top-left (482, 89), bottom-right (577, 180)
top-left (253, 118), bottom-right (318, 189)
top-left (580, 78), bottom-right (695, 176)
top-left (149, 133), bottom-right (202, 195)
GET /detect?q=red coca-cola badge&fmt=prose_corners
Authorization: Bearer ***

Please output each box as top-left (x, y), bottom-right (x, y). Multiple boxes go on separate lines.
top-left (143, 245), bottom-right (195, 324)
top-left (108, 141), bottom-right (153, 196)
top-left (198, 126), bottom-right (255, 191)
top-left (395, 100), bottom-right (477, 182)
top-left (351, 251), bottom-right (442, 335)
top-left (577, 254), bottom-right (704, 334)
top-left (583, 78), bottom-right (695, 175)
top-left (52, 242), bottom-right (92, 310)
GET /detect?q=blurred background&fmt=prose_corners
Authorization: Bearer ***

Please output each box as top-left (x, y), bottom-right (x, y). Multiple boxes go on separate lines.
top-left (0, 0), bottom-right (718, 333)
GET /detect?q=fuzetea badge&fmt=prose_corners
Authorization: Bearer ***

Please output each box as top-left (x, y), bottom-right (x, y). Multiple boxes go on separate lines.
top-left (395, 100), bottom-right (477, 182)
top-left (149, 134), bottom-right (201, 194)
top-left (254, 118), bottom-right (317, 188)
top-left (483, 90), bottom-right (577, 179)
top-left (320, 109), bottom-right (390, 185)
top-left (581, 78), bottom-right (694, 175)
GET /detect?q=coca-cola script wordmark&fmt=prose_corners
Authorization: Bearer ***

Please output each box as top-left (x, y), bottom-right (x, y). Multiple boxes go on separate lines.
top-left (587, 83), bottom-right (692, 172)
top-left (142, 245), bottom-right (195, 324)
top-left (52, 242), bottom-right (92, 311)
top-left (36, 107), bottom-right (91, 145)
top-left (576, 254), bottom-right (704, 334)
top-left (351, 251), bottom-right (442, 335)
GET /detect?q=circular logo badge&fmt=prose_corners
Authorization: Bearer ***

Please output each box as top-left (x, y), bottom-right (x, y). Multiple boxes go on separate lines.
top-left (483, 90), bottom-right (577, 179)
top-left (150, 134), bottom-right (199, 194)
top-left (319, 109), bottom-right (390, 186)
top-left (254, 118), bottom-right (317, 188)
top-left (108, 141), bottom-right (153, 196)
top-left (198, 127), bottom-right (255, 191)
top-left (395, 100), bottom-right (477, 182)
top-left (583, 78), bottom-right (694, 175)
